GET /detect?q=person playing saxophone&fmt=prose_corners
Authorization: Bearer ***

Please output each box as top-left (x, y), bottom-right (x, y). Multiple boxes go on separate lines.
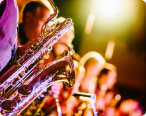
top-left (17, 0), bottom-right (51, 46)
top-left (96, 63), bottom-right (120, 116)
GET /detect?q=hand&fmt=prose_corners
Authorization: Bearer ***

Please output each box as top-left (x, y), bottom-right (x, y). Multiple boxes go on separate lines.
top-left (50, 82), bottom-right (63, 99)
top-left (71, 81), bottom-right (80, 95)
top-left (105, 107), bottom-right (115, 116)
top-left (96, 98), bottom-right (105, 111)
top-left (18, 38), bottom-right (37, 57)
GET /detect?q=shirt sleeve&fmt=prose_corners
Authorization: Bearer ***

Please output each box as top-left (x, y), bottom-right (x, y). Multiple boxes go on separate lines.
top-left (0, 0), bottom-right (18, 72)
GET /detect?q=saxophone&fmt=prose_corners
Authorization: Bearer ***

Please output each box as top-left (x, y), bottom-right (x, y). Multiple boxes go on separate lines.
top-left (0, 0), bottom-right (75, 115)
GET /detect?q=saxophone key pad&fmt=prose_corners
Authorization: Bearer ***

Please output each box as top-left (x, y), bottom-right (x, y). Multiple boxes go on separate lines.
top-left (1, 99), bottom-right (17, 112)
top-left (18, 85), bottom-right (33, 96)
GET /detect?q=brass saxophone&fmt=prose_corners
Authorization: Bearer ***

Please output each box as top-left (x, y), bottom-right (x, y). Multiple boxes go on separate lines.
top-left (0, 0), bottom-right (75, 115)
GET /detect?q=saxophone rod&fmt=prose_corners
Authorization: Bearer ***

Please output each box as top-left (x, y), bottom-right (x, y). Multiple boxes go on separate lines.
top-left (73, 92), bottom-right (96, 102)
top-left (55, 98), bottom-right (62, 116)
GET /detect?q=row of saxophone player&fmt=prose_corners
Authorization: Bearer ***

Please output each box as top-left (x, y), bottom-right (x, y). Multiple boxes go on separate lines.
top-left (0, 0), bottom-right (120, 115)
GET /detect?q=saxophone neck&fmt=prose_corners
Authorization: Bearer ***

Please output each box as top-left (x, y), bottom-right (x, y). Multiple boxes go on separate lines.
top-left (41, 0), bottom-right (58, 34)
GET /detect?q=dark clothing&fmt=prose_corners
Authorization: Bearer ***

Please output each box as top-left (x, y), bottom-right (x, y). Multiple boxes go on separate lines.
top-left (18, 23), bottom-right (29, 45)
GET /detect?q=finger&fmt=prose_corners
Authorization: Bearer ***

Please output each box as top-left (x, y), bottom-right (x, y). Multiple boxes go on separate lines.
top-left (43, 52), bottom-right (49, 59)
top-left (51, 89), bottom-right (60, 94)
top-left (53, 94), bottom-right (59, 99)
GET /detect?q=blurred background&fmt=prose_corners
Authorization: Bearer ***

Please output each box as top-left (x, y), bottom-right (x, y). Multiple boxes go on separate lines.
top-left (17, 0), bottom-right (146, 111)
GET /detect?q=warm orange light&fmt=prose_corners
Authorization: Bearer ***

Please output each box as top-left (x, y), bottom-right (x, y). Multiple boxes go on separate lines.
top-left (84, 14), bottom-right (95, 34)
top-left (105, 40), bottom-right (115, 60)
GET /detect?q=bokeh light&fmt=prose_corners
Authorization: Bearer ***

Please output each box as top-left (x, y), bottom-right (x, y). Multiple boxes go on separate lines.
top-left (96, 0), bottom-right (123, 20)
top-left (92, 0), bottom-right (139, 34)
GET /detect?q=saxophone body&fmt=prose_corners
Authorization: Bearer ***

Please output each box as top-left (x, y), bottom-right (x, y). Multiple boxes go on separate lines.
top-left (0, 0), bottom-right (75, 115)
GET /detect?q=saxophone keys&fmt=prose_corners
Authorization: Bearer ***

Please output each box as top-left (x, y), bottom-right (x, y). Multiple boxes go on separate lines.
top-left (18, 85), bottom-right (33, 96)
top-left (1, 99), bottom-right (17, 112)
